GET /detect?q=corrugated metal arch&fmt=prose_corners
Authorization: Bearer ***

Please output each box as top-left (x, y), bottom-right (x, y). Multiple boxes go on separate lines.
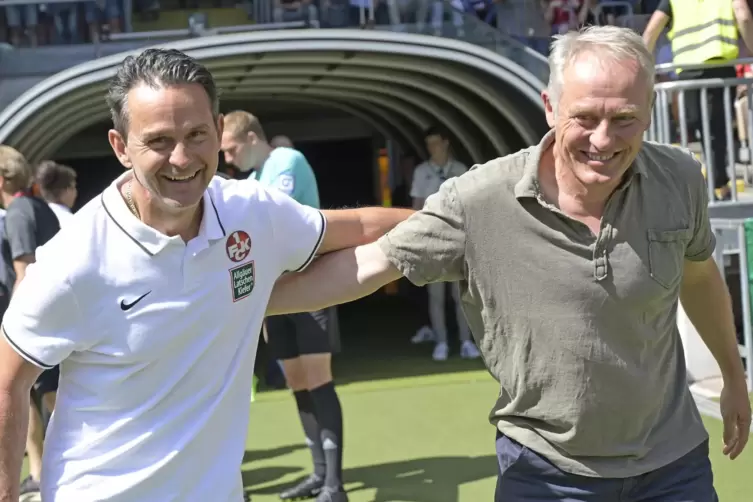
top-left (0, 29), bottom-right (549, 165)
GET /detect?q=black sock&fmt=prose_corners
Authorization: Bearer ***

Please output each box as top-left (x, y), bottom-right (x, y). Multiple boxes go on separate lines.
top-left (310, 381), bottom-right (344, 489)
top-left (293, 390), bottom-right (326, 479)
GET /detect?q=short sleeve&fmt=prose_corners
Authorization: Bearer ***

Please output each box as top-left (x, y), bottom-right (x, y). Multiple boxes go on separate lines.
top-left (266, 187), bottom-right (326, 273)
top-left (5, 202), bottom-right (37, 259)
top-left (268, 171), bottom-right (296, 197)
top-left (1, 244), bottom-right (85, 368)
top-left (685, 160), bottom-right (716, 261)
top-left (378, 178), bottom-right (467, 286)
top-left (409, 165), bottom-right (427, 199)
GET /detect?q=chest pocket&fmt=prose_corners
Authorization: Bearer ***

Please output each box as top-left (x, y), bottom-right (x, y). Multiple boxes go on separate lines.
top-left (647, 228), bottom-right (693, 289)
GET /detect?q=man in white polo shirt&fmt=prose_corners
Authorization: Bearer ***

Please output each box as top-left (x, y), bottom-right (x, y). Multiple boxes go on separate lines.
top-left (0, 48), bottom-right (412, 502)
top-left (410, 126), bottom-right (480, 362)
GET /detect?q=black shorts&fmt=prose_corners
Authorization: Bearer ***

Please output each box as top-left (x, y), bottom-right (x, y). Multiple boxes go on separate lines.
top-left (266, 309), bottom-right (331, 360)
top-left (32, 365), bottom-right (59, 396)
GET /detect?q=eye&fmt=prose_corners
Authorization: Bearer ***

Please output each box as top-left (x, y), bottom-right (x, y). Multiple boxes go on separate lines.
top-left (148, 137), bottom-right (170, 149)
top-left (189, 130), bottom-right (207, 141)
top-left (614, 116), bottom-right (635, 123)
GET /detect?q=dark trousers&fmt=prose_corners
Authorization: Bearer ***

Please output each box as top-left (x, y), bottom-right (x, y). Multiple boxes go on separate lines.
top-left (495, 433), bottom-right (717, 501)
top-left (680, 65), bottom-right (736, 191)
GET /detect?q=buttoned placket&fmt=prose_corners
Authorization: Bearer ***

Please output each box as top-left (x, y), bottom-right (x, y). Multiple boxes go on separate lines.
top-left (534, 175), bottom-right (636, 282)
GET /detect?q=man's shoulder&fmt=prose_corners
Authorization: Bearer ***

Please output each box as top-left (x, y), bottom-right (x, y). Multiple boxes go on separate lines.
top-left (453, 147), bottom-right (533, 198)
top-left (639, 141), bottom-right (704, 182)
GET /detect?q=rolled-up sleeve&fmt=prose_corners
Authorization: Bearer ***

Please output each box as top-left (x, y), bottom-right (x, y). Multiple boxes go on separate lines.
top-left (685, 160), bottom-right (716, 261)
top-left (377, 178), bottom-right (466, 286)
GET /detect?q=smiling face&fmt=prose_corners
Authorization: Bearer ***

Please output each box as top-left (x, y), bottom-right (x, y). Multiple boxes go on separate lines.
top-left (543, 52), bottom-right (652, 190)
top-left (108, 82), bottom-right (222, 215)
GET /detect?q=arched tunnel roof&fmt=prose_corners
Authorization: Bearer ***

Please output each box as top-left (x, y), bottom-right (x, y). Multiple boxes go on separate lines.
top-left (0, 29), bottom-right (550, 165)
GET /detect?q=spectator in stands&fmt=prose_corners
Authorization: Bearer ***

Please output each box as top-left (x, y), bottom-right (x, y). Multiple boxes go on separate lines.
top-left (5, 4), bottom-right (40, 47)
top-left (49, 3), bottom-right (79, 44)
top-left (36, 161), bottom-right (78, 227)
top-left (545, 0), bottom-right (592, 35)
top-left (85, 0), bottom-right (123, 43)
top-left (0, 146), bottom-right (61, 498)
top-left (494, 0), bottom-right (551, 55)
top-left (274, 0), bottom-right (320, 26)
top-left (417, 0), bottom-right (465, 36)
top-left (643, 0), bottom-right (753, 200)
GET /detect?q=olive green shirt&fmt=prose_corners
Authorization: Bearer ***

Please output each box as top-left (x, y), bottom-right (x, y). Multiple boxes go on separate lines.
top-left (377, 130), bottom-right (715, 478)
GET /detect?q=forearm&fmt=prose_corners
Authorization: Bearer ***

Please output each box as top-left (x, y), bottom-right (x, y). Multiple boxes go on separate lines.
top-left (0, 390), bottom-right (29, 501)
top-left (320, 207), bottom-right (414, 254)
top-left (268, 243), bottom-right (400, 315)
top-left (681, 273), bottom-right (746, 381)
top-left (642, 12), bottom-right (669, 53)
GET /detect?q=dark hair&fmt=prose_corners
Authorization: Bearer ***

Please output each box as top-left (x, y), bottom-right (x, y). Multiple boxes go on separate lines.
top-left (35, 160), bottom-right (77, 203)
top-left (105, 48), bottom-right (219, 137)
top-left (424, 125), bottom-right (450, 141)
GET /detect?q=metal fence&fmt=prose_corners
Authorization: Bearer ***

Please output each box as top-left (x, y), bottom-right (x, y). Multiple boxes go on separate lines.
top-left (648, 58), bottom-right (753, 389)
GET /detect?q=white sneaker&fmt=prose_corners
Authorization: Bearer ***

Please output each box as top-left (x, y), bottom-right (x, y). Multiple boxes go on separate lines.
top-left (411, 326), bottom-right (436, 344)
top-left (432, 342), bottom-right (449, 361)
top-left (460, 340), bottom-right (481, 359)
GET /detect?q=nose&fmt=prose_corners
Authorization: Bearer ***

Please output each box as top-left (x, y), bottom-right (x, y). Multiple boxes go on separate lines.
top-left (169, 142), bottom-right (193, 168)
top-left (590, 119), bottom-right (615, 151)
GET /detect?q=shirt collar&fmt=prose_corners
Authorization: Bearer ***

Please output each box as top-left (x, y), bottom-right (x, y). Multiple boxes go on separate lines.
top-left (514, 129), bottom-right (647, 199)
top-left (49, 202), bottom-right (72, 214)
top-left (101, 171), bottom-right (226, 257)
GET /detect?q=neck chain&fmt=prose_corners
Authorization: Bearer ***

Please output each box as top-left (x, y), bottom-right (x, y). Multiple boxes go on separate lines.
top-left (125, 180), bottom-right (139, 218)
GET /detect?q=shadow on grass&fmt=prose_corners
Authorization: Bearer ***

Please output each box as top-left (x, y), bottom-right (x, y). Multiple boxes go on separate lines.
top-left (242, 443), bottom-right (307, 463)
top-left (246, 454), bottom-right (498, 502)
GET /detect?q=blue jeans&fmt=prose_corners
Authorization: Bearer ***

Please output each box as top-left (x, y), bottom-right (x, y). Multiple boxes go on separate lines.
top-left (495, 433), bottom-right (718, 502)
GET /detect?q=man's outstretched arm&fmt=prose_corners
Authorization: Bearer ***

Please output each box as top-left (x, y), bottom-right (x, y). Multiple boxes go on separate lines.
top-left (269, 178), bottom-right (469, 316)
top-left (268, 241), bottom-right (402, 315)
top-left (318, 207), bottom-right (415, 255)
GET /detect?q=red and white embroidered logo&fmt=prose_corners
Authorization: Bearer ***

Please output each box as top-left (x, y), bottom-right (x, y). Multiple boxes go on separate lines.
top-left (226, 231), bottom-right (251, 263)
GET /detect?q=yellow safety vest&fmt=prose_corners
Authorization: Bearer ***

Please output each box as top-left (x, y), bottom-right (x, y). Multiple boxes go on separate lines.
top-left (667, 0), bottom-right (738, 70)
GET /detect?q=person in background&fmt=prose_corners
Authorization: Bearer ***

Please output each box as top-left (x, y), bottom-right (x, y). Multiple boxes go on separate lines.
top-left (410, 126), bottom-right (481, 362)
top-left (0, 146), bottom-right (61, 498)
top-left (643, 0), bottom-right (753, 200)
top-left (35, 160), bottom-right (78, 228)
top-left (221, 111), bottom-right (348, 502)
top-left (271, 135), bottom-right (295, 149)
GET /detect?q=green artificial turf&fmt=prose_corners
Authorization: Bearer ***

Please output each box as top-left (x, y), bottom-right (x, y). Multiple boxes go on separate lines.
top-left (244, 372), bottom-right (753, 501)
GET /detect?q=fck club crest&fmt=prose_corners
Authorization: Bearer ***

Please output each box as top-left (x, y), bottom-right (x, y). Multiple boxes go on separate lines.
top-left (226, 230), bottom-right (251, 263)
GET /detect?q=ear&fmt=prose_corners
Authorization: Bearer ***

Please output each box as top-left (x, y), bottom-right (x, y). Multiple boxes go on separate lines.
top-left (247, 131), bottom-right (257, 144)
top-left (108, 129), bottom-right (132, 169)
top-left (215, 113), bottom-right (224, 141)
top-left (542, 90), bottom-right (556, 129)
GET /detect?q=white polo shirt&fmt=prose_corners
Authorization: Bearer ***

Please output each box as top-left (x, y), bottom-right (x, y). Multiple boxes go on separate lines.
top-left (48, 202), bottom-right (74, 228)
top-left (2, 172), bottom-right (325, 501)
top-left (409, 159), bottom-right (467, 200)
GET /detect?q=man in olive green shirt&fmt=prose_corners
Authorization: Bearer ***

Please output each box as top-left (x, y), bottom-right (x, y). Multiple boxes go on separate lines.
top-left (266, 25), bottom-right (751, 501)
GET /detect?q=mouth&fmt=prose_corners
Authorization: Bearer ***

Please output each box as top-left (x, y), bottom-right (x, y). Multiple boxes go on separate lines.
top-left (582, 151), bottom-right (619, 163)
top-left (162, 170), bottom-right (200, 183)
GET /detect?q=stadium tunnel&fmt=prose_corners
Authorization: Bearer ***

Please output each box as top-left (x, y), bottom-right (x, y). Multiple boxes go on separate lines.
top-left (0, 29), bottom-right (549, 168)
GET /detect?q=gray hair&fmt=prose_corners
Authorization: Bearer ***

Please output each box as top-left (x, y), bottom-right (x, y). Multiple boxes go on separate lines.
top-left (547, 25), bottom-right (655, 114)
top-left (106, 48), bottom-right (219, 138)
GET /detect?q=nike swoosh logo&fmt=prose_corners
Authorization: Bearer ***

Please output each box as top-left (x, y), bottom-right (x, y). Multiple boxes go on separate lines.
top-left (120, 291), bottom-right (151, 311)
